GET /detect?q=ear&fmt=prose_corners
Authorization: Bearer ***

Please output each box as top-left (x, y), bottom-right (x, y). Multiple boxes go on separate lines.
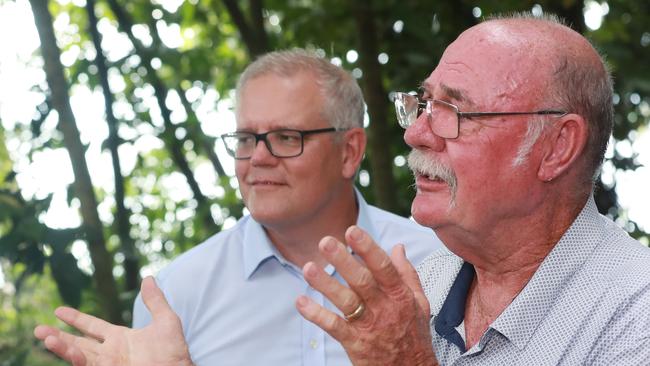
top-left (341, 128), bottom-right (366, 179)
top-left (537, 114), bottom-right (589, 182)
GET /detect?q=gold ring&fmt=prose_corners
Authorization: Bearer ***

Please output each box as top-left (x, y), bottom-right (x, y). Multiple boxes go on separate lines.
top-left (344, 302), bottom-right (365, 322)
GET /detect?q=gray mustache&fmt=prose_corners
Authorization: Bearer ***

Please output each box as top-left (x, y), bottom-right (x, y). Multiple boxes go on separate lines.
top-left (407, 150), bottom-right (458, 193)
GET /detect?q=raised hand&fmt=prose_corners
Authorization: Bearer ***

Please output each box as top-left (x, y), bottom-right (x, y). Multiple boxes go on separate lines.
top-left (34, 276), bottom-right (193, 366)
top-left (296, 225), bottom-right (438, 366)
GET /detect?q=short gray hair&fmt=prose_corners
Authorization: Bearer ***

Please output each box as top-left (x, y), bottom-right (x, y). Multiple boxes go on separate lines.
top-left (547, 49), bottom-right (613, 183)
top-left (488, 13), bottom-right (614, 182)
top-left (235, 49), bottom-right (365, 130)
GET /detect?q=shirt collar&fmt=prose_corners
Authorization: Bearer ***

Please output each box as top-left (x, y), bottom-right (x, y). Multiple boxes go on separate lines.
top-left (242, 216), bottom-right (283, 279)
top-left (492, 196), bottom-right (604, 350)
top-left (241, 188), bottom-right (378, 279)
top-left (433, 196), bottom-right (603, 352)
top-left (434, 261), bottom-right (475, 353)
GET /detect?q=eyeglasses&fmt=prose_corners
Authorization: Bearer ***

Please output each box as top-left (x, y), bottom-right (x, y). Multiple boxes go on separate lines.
top-left (393, 92), bottom-right (567, 139)
top-left (220, 127), bottom-right (342, 159)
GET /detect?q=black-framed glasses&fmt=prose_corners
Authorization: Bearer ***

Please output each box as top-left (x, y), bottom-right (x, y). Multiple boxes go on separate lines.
top-left (394, 92), bottom-right (567, 139)
top-left (220, 127), bottom-right (343, 159)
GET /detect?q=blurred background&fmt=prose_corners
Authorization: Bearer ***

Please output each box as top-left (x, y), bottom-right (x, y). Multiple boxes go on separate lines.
top-left (0, 0), bottom-right (648, 364)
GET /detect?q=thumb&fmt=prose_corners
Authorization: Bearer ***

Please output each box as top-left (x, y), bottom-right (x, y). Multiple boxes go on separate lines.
top-left (391, 244), bottom-right (430, 316)
top-left (141, 276), bottom-right (175, 322)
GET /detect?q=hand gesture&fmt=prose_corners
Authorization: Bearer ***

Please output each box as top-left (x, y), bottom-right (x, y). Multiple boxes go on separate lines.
top-left (296, 226), bottom-right (438, 366)
top-left (34, 276), bottom-right (193, 366)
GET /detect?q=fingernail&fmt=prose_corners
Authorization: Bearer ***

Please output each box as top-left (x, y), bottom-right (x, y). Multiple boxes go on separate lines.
top-left (349, 226), bottom-right (362, 241)
top-left (296, 296), bottom-right (310, 307)
top-left (322, 237), bottom-right (337, 253)
top-left (304, 263), bottom-right (318, 278)
top-left (54, 307), bottom-right (65, 317)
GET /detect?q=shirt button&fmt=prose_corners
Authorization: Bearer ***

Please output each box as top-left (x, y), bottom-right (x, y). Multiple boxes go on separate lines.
top-left (310, 339), bottom-right (319, 349)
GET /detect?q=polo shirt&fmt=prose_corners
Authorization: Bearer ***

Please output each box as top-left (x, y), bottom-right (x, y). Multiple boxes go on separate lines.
top-left (418, 196), bottom-right (650, 365)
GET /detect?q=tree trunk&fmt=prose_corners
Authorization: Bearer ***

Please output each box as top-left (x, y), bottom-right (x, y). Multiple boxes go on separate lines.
top-left (105, 0), bottom-right (215, 231)
top-left (176, 86), bottom-right (226, 177)
top-left (221, 0), bottom-right (270, 58)
top-left (144, 14), bottom-right (227, 178)
top-left (28, 0), bottom-right (123, 324)
top-left (351, 1), bottom-right (400, 213)
top-left (85, 0), bottom-right (140, 293)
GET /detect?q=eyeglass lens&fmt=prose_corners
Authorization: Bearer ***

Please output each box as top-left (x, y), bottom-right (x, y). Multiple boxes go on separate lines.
top-left (394, 93), bottom-right (459, 138)
top-left (223, 130), bottom-right (304, 159)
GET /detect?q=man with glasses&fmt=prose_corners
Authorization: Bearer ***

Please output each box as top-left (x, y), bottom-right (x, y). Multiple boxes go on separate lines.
top-left (296, 14), bottom-right (650, 365)
top-left (34, 49), bottom-right (442, 365)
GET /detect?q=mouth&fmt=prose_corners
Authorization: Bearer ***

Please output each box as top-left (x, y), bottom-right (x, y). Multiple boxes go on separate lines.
top-left (249, 180), bottom-right (285, 186)
top-left (416, 171), bottom-right (446, 184)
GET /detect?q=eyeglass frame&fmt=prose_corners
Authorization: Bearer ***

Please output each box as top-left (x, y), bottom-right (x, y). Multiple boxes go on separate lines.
top-left (394, 92), bottom-right (568, 139)
top-left (220, 127), bottom-right (345, 159)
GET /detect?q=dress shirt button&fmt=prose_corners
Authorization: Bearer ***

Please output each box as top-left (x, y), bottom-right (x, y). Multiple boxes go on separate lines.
top-left (310, 339), bottom-right (319, 349)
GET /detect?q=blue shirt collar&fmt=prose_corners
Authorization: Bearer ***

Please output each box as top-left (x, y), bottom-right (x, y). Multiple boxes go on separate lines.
top-left (433, 196), bottom-right (602, 353)
top-left (241, 188), bottom-right (379, 279)
top-left (434, 261), bottom-right (475, 353)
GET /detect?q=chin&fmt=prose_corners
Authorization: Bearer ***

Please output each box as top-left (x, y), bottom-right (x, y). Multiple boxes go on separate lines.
top-left (248, 208), bottom-right (284, 225)
top-left (410, 197), bottom-right (450, 229)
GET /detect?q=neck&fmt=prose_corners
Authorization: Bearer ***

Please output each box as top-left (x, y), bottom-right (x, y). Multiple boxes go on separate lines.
top-left (458, 192), bottom-right (589, 349)
top-left (264, 187), bottom-right (359, 268)
top-left (444, 189), bottom-right (589, 277)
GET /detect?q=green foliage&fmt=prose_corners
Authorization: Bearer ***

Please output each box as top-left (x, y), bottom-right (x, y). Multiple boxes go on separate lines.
top-left (0, 0), bottom-right (648, 361)
top-left (0, 264), bottom-right (68, 366)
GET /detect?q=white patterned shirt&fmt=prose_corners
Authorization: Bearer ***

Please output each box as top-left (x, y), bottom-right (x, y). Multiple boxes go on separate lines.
top-left (418, 196), bottom-right (650, 365)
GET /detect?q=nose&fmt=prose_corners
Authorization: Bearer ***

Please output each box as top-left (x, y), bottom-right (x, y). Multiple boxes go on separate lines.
top-left (249, 138), bottom-right (277, 165)
top-left (403, 111), bottom-right (446, 152)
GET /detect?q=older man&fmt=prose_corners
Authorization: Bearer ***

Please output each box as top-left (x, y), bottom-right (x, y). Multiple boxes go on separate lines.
top-left (34, 49), bottom-right (442, 365)
top-left (296, 14), bottom-right (650, 365)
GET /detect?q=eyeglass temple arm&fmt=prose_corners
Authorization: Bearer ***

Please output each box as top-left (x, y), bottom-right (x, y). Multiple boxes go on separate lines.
top-left (459, 110), bottom-right (567, 118)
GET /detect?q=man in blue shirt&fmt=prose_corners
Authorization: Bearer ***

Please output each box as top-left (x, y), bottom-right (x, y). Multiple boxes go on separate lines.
top-left (34, 49), bottom-right (443, 365)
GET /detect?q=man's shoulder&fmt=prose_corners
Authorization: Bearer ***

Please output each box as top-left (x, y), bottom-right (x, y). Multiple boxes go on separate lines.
top-left (591, 215), bottom-right (650, 287)
top-left (155, 216), bottom-right (250, 282)
top-left (600, 237), bottom-right (650, 294)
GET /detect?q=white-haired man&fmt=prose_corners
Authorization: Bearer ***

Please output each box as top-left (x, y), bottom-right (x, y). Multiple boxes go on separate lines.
top-left (298, 14), bottom-right (650, 365)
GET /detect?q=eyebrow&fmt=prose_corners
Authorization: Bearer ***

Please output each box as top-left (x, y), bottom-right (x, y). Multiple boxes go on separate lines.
top-left (420, 81), bottom-right (476, 107)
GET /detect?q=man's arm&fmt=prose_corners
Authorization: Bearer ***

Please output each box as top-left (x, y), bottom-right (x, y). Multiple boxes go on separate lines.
top-left (296, 225), bottom-right (438, 366)
top-left (34, 277), bottom-right (193, 366)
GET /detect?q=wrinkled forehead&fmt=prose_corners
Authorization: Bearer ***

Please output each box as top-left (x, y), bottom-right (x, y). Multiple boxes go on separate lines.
top-left (423, 24), bottom-right (550, 109)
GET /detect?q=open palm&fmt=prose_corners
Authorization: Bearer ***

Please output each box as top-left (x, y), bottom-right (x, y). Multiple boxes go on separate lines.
top-left (34, 277), bottom-right (193, 366)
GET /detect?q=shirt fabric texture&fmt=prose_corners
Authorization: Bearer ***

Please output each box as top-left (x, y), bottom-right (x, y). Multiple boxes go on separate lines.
top-left (418, 196), bottom-right (650, 366)
top-left (133, 190), bottom-right (443, 366)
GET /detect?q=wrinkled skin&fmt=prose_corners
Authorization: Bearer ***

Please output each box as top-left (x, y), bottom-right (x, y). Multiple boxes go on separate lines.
top-left (296, 225), bottom-right (438, 366)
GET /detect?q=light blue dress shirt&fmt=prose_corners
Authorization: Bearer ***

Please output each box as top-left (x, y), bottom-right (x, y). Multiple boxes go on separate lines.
top-left (133, 190), bottom-right (443, 365)
top-left (418, 196), bottom-right (650, 365)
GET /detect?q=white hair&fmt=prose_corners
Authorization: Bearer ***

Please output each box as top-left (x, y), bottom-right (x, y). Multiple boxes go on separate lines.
top-left (235, 48), bottom-right (365, 130)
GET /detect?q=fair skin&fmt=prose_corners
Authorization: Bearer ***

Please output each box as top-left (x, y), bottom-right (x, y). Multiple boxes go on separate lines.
top-left (297, 18), bottom-right (597, 364)
top-left (35, 19), bottom-right (603, 366)
top-left (34, 277), bottom-right (193, 366)
top-left (35, 69), bottom-right (367, 364)
top-left (236, 71), bottom-right (366, 268)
